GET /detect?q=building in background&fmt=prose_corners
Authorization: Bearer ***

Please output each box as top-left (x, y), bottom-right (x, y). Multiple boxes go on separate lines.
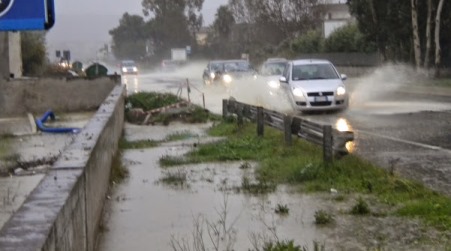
top-left (320, 0), bottom-right (353, 38)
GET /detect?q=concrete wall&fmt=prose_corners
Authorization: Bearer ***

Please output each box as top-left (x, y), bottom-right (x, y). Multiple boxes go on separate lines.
top-left (0, 85), bottom-right (125, 251)
top-left (0, 77), bottom-right (119, 117)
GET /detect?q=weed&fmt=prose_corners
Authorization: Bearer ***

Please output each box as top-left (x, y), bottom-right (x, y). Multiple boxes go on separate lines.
top-left (274, 204), bottom-right (289, 215)
top-left (351, 197), bottom-right (370, 215)
top-left (314, 209), bottom-right (335, 225)
top-left (126, 92), bottom-right (180, 111)
top-left (119, 138), bottom-right (159, 149)
top-left (159, 169), bottom-right (188, 186)
top-left (333, 194), bottom-right (346, 202)
top-left (241, 176), bottom-right (276, 194)
top-left (159, 155), bottom-right (191, 167)
top-left (239, 161), bottom-right (252, 169)
top-left (165, 131), bottom-right (195, 142)
top-left (110, 151), bottom-right (129, 184)
top-left (262, 240), bottom-right (304, 251)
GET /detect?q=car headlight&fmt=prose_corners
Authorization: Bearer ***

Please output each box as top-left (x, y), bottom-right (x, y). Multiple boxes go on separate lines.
top-left (223, 74), bottom-right (233, 83)
top-left (292, 88), bottom-right (304, 97)
top-left (337, 86), bottom-right (346, 96)
top-left (268, 80), bottom-right (280, 89)
top-left (133, 67), bottom-right (138, 72)
top-left (122, 67), bottom-right (127, 72)
top-left (210, 72), bottom-right (215, 79)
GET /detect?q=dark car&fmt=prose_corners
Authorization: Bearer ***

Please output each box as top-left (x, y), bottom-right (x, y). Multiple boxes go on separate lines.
top-left (202, 59), bottom-right (256, 86)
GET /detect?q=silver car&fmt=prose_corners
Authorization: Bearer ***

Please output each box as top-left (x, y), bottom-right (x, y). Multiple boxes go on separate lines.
top-left (280, 59), bottom-right (349, 111)
top-left (279, 59), bottom-right (348, 111)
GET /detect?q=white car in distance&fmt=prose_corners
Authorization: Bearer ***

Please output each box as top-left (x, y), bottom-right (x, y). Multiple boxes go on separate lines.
top-left (279, 59), bottom-right (348, 112)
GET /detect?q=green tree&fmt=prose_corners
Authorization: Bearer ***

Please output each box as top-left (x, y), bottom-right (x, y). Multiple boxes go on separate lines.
top-left (324, 23), bottom-right (376, 53)
top-left (109, 13), bottom-right (147, 60)
top-left (142, 0), bottom-right (204, 58)
top-left (21, 32), bottom-right (47, 76)
top-left (291, 30), bottom-right (324, 53)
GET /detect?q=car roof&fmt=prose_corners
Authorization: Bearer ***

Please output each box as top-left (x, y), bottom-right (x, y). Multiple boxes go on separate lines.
top-left (264, 58), bottom-right (288, 63)
top-left (291, 59), bottom-right (332, 65)
top-left (209, 59), bottom-right (248, 64)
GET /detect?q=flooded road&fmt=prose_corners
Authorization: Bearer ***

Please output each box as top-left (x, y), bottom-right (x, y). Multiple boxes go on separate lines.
top-left (97, 66), bottom-right (451, 250)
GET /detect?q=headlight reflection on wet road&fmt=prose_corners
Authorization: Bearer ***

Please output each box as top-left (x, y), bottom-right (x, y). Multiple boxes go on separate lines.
top-left (335, 118), bottom-right (355, 153)
top-left (123, 76), bottom-right (140, 94)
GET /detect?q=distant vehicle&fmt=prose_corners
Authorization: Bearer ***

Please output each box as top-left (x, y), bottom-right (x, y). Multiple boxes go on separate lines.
top-left (120, 60), bottom-right (138, 75)
top-left (160, 59), bottom-right (184, 72)
top-left (202, 59), bottom-right (256, 86)
top-left (171, 48), bottom-right (187, 61)
top-left (279, 59), bottom-right (348, 112)
top-left (259, 58), bottom-right (289, 97)
top-left (260, 58), bottom-right (288, 77)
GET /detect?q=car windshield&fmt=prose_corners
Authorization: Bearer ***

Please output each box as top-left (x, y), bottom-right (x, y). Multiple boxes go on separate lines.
top-left (210, 62), bottom-right (223, 72)
top-left (292, 64), bottom-right (339, 81)
top-left (223, 61), bottom-right (251, 72)
top-left (261, 62), bottom-right (286, 76)
top-left (122, 61), bottom-right (136, 67)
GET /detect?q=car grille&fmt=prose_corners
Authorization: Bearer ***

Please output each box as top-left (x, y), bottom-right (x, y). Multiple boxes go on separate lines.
top-left (310, 101), bottom-right (332, 106)
top-left (307, 92), bottom-right (334, 97)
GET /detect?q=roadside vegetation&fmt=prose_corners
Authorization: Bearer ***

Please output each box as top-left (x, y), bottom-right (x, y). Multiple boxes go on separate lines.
top-left (160, 119), bottom-right (451, 232)
top-left (125, 92), bottom-right (220, 125)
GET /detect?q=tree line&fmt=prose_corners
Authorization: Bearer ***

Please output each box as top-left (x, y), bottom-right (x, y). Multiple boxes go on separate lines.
top-left (18, 0), bottom-right (451, 76)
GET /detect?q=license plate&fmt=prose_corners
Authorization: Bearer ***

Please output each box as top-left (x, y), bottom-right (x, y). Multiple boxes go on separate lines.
top-left (314, 96), bottom-right (328, 102)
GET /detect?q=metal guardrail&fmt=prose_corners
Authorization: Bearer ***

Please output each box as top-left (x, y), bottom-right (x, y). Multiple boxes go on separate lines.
top-left (223, 99), bottom-right (354, 163)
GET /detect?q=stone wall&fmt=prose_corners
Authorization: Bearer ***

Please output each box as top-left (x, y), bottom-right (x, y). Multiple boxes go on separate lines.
top-left (0, 85), bottom-right (125, 251)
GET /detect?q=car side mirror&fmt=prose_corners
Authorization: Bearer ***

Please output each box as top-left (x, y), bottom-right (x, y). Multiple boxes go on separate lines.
top-left (341, 74), bottom-right (347, 81)
top-left (279, 76), bottom-right (288, 83)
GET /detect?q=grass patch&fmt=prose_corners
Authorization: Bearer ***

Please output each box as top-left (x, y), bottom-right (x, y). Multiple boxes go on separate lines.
top-left (127, 92), bottom-right (180, 111)
top-left (110, 151), bottom-right (129, 184)
top-left (424, 78), bottom-right (451, 87)
top-left (314, 210), bottom-right (335, 225)
top-left (126, 92), bottom-right (221, 125)
top-left (165, 131), bottom-right (195, 142)
top-left (275, 204), bottom-right (290, 215)
top-left (351, 197), bottom-right (371, 215)
top-left (158, 120), bottom-right (451, 231)
top-left (159, 169), bottom-right (188, 187)
top-left (119, 138), bottom-right (159, 149)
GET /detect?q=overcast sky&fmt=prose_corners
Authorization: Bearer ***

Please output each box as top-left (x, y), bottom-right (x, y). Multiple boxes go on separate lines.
top-left (46, 0), bottom-right (227, 61)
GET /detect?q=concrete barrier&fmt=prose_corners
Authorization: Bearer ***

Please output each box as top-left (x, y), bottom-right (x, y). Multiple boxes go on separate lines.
top-left (0, 85), bottom-right (125, 251)
top-left (0, 77), bottom-right (119, 117)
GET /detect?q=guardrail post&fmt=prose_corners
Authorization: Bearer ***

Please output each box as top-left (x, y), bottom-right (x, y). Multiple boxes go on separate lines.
top-left (222, 99), bottom-right (229, 118)
top-left (257, 106), bottom-right (264, 136)
top-left (323, 125), bottom-right (333, 164)
top-left (284, 115), bottom-right (292, 146)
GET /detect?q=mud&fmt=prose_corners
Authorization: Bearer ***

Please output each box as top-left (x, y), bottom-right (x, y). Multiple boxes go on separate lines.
top-left (97, 122), bottom-right (450, 251)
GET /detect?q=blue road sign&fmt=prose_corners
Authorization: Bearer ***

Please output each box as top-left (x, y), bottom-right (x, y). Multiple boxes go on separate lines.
top-left (0, 0), bottom-right (55, 31)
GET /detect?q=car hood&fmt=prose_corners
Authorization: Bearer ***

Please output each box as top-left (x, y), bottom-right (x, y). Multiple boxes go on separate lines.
top-left (290, 79), bottom-right (344, 92)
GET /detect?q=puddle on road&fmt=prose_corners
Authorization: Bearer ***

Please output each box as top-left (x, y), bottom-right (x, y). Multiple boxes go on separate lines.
top-left (97, 147), bottom-right (327, 251)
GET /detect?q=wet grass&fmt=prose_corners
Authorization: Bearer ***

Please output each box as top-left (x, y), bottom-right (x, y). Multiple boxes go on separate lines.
top-left (110, 151), bottom-right (129, 184)
top-left (159, 120), bottom-right (451, 231)
top-left (126, 92), bottom-right (221, 125)
top-left (119, 138), bottom-right (159, 149)
top-left (425, 78), bottom-right (451, 87)
top-left (159, 169), bottom-right (188, 187)
top-left (314, 210), bottom-right (334, 225)
top-left (119, 131), bottom-right (198, 150)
